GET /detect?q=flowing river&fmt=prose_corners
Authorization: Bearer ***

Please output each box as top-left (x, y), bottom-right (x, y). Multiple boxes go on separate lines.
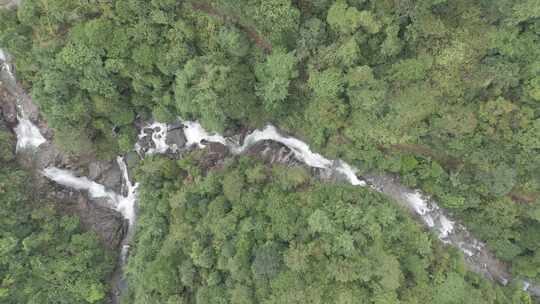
top-left (1, 50), bottom-right (537, 299)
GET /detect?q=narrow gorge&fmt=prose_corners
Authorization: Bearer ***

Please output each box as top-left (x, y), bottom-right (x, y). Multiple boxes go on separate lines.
top-left (2, 51), bottom-right (537, 301)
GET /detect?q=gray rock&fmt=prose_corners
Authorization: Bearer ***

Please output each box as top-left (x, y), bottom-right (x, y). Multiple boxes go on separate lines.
top-left (246, 141), bottom-right (303, 167)
top-left (0, 0), bottom-right (21, 9)
top-left (197, 142), bottom-right (230, 172)
top-left (47, 189), bottom-right (126, 250)
top-left (86, 160), bottom-right (123, 193)
top-left (89, 160), bottom-right (112, 180)
top-left (75, 194), bottom-right (127, 250)
top-left (137, 134), bottom-right (154, 154)
top-left (97, 162), bottom-right (123, 193)
top-left (168, 121), bottom-right (183, 130)
top-left (166, 128), bottom-right (186, 150)
top-left (0, 86), bottom-right (17, 126)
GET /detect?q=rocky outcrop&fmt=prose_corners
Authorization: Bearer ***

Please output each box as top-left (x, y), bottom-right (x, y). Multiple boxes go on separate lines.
top-left (89, 160), bottom-right (123, 194)
top-left (2, 53), bottom-right (127, 252)
top-left (165, 126), bottom-right (186, 149)
top-left (0, 0), bottom-right (20, 10)
top-left (0, 86), bottom-right (17, 126)
top-left (198, 142), bottom-right (229, 172)
top-left (245, 140), bottom-right (303, 166)
top-left (49, 189), bottom-right (127, 250)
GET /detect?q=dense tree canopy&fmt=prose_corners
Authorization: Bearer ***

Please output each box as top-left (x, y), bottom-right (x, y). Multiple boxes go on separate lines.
top-left (0, 126), bottom-right (115, 303)
top-left (125, 153), bottom-right (531, 303)
top-left (1, 0), bottom-right (539, 293)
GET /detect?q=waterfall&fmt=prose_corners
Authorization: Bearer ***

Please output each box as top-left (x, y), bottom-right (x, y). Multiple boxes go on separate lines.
top-left (42, 160), bottom-right (138, 227)
top-left (116, 156), bottom-right (139, 226)
top-left (14, 115), bottom-right (47, 151)
top-left (1, 48), bottom-right (46, 151)
top-left (137, 119), bottom-right (540, 292)
top-left (2, 46), bottom-right (534, 292)
top-left (42, 167), bottom-right (120, 204)
top-left (137, 122), bottom-right (169, 154)
top-left (177, 120), bottom-right (454, 242)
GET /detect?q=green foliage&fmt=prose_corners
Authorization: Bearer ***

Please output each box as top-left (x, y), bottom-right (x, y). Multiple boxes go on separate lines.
top-left (175, 57), bottom-right (257, 132)
top-left (0, 129), bottom-right (15, 162)
top-left (218, 27), bottom-right (250, 57)
top-left (255, 49), bottom-right (298, 113)
top-left (2, 0), bottom-right (540, 284)
top-left (125, 154), bottom-right (516, 303)
top-left (327, 1), bottom-right (357, 35)
top-left (0, 157), bottom-right (114, 303)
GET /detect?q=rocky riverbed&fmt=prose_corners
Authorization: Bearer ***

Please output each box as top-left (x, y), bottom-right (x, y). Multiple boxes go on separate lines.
top-left (135, 119), bottom-right (539, 296)
top-left (1, 36), bottom-right (538, 303)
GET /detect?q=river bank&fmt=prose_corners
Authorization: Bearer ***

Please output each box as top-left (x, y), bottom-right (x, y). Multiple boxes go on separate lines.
top-left (1, 47), bottom-right (538, 301)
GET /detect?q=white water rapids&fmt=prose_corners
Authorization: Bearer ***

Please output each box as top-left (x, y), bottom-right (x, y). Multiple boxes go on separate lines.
top-left (1, 49), bottom-right (45, 151)
top-left (139, 121), bottom-right (455, 243)
top-left (14, 114), bottom-right (46, 151)
top-left (139, 120), bottom-right (540, 294)
top-left (3, 45), bottom-right (536, 295)
top-left (42, 158), bottom-right (138, 225)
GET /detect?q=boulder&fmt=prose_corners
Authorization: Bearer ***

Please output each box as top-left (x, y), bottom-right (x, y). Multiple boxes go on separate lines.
top-left (50, 190), bottom-right (127, 250)
top-left (198, 142), bottom-right (229, 172)
top-left (0, 86), bottom-right (17, 126)
top-left (87, 160), bottom-right (123, 193)
top-left (136, 133), bottom-right (155, 154)
top-left (75, 195), bottom-right (127, 250)
top-left (246, 141), bottom-right (303, 167)
top-left (89, 160), bottom-right (112, 180)
top-left (166, 128), bottom-right (186, 150)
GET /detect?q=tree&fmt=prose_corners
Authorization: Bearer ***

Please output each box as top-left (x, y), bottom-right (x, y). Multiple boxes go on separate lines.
top-left (175, 57), bottom-right (257, 132)
top-left (125, 154), bottom-right (509, 303)
top-left (327, 1), bottom-right (362, 35)
top-left (255, 49), bottom-right (299, 113)
top-left (0, 159), bottom-right (114, 303)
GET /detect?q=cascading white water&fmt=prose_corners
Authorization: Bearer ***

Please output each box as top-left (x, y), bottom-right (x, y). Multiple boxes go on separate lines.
top-left (137, 122), bottom-right (169, 154)
top-left (180, 122), bottom-right (367, 186)
top-left (116, 156), bottom-right (139, 225)
top-left (3, 41), bottom-right (534, 292)
top-left (0, 48), bottom-right (14, 80)
top-left (183, 120), bottom-right (227, 147)
top-left (233, 125), bottom-right (332, 168)
top-left (1, 49), bottom-right (46, 151)
top-left (181, 121), bottom-right (453, 238)
top-left (14, 115), bottom-right (47, 151)
top-left (42, 167), bottom-right (120, 204)
top-left (144, 120), bottom-right (454, 242)
top-left (43, 160), bottom-right (138, 226)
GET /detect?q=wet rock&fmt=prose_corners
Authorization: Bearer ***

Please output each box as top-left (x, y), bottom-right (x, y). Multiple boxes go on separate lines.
top-left (0, 0), bottom-right (21, 9)
top-left (48, 189), bottom-right (126, 250)
top-left (16, 143), bottom-right (64, 172)
top-left (168, 121), bottom-right (183, 130)
top-left (166, 128), bottom-right (186, 150)
top-left (74, 195), bottom-right (127, 250)
top-left (89, 161), bottom-right (112, 180)
top-left (198, 142), bottom-right (230, 172)
top-left (0, 86), bottom-right (17, 126)
top-left (89, 160), bottom-right (122, 193)
top-left (136, 132), bottom-right (155, 155)
top-left (246, 141), bottom-right (303, 167)
top-left (207, 142), bottom-right (228, 157)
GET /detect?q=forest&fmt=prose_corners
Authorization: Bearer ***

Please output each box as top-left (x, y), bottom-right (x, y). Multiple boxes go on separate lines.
top-left (0, 121), bottom-right (115, 303)
top-left (0, 0), bottom-right (539, 303)
top-left (125, 152), bottom-right (531, 303)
